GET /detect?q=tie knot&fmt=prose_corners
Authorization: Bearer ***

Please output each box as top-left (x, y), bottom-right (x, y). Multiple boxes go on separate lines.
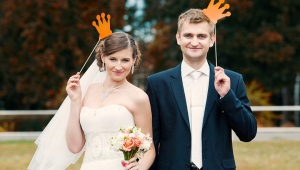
top-left (190, 71), bottom-right (201, 80)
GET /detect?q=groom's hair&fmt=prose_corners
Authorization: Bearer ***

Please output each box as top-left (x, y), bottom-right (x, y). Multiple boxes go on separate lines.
top-left (177, 8), bottom-right (215, 35)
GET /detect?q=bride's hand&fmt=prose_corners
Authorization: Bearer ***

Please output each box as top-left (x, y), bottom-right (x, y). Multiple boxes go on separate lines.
top-left (66, 73), bottom-right (82, 101)
top-left (122, 158), bottom-right (142, 170)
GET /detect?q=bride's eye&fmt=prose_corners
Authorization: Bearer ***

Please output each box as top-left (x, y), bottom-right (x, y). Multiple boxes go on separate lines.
top-left (122, 59), bottom-right (130, 62)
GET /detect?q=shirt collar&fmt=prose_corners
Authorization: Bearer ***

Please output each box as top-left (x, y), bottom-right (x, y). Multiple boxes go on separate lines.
top-left (181, 60), bottom-right (210, 78)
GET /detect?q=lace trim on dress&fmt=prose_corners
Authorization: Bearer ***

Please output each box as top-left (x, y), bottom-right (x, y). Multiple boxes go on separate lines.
top-left (83, 131), bottom-right (123, 163)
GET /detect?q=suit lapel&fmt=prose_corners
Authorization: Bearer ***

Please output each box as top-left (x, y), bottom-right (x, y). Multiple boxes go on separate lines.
top-left (168, 63), bottom-right (218, 128)
top-left (170, 65), bottom-right (190, 129)
top-left (203, 63), bottom-right (219, 127)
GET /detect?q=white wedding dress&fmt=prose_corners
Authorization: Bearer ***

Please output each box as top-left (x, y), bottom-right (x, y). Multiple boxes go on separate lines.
top-left (80, 104), bottom-right (134, 170)
top-left (28, 60), bottom-right (136, 170)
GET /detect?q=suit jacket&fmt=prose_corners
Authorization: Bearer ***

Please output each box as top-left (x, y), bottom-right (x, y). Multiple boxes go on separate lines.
top-left (146, 62), bottom-right (257, 170)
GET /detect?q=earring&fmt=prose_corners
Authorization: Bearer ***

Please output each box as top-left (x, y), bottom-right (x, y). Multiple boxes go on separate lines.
top-left (131, 65), bottom-right (135, 74)
top-left (102, 62), bottom-right (105, 71)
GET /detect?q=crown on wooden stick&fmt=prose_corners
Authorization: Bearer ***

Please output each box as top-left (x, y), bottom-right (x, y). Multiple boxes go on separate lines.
top-left (92, 13), bottom-right (112, 39)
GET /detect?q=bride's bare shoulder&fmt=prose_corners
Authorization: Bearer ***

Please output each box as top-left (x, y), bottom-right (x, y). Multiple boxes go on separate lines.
top-left (87, 83), bottom-right (102, 91)
top-left (83, 83), bottom-right (102, 99)
top-left (127, 84), bottom-right (149, 103)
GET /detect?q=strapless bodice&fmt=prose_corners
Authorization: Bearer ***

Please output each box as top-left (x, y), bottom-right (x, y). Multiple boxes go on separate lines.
top-left (80, 104), bottom-right (135, 169)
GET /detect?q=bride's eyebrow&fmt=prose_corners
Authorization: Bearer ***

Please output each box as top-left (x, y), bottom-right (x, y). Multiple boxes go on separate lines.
top-left (108, 55), bottom-right (131, 60)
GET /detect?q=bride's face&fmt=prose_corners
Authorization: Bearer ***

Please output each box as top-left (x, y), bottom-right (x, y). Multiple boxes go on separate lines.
top-left (102, 48), bottom-right (135, 82)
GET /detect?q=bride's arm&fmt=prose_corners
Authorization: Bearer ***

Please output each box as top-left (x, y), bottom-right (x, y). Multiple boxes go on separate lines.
top-left (127, 92), bottom-right (155, 170)
top-left (65, 73), bottom-right (86, 153)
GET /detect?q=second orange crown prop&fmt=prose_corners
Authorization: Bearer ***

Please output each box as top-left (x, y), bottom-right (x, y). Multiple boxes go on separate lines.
top-left (203, 0), bottom-right (231, 24)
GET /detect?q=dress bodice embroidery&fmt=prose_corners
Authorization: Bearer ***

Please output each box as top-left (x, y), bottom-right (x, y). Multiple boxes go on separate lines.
top-left (80, 105), bottom-right (135, 164)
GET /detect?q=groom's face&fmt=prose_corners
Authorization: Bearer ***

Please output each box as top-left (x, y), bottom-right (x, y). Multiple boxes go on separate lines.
top-left (176, 21), bottom-right (215, 63)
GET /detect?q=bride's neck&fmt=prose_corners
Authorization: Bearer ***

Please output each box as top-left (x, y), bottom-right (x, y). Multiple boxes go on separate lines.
top-left (103, 79), bottom-right (127, 89)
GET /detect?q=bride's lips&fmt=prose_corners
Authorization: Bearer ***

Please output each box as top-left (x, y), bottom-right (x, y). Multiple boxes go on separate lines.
top-left (114, 71), bottom-right (123, 75)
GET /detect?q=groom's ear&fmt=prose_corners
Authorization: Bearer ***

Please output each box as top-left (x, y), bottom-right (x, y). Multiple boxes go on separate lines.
top-left (209, 33), bottom-right (215, 47)
top-left (176, 32), bottom-right (181, 45)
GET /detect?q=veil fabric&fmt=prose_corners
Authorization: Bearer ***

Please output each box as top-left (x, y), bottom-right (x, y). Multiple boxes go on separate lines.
top-left (28, 60), bottom-right (106, 170)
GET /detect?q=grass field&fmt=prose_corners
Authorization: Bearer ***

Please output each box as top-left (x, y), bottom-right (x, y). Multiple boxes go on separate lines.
top-left (1, 140), bottom-right (300, 170)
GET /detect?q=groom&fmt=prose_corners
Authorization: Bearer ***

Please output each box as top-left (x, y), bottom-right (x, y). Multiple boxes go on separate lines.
top-left (146, 9), bottom-right (257, 170)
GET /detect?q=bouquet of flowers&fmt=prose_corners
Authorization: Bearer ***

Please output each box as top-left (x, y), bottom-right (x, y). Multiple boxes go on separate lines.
top-left (110, 126), bottom-right (152, 160)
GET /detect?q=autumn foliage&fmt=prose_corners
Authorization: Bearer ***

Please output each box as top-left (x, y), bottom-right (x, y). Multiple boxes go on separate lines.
top-left (0, 0), bottom-right (126, 110)
top-left (0, 0), bottom-right (299, 129)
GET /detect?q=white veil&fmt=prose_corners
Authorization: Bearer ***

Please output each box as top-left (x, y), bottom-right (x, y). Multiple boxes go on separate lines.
top-left (28, 60), bottom-right (106, 170)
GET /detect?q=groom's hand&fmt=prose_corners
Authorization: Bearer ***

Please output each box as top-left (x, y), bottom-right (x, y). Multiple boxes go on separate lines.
top-left (214, 66), bottom-right (230, 98)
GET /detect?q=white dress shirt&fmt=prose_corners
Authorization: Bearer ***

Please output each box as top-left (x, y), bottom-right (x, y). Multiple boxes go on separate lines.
top-left (181, 60), bottom-right (210, 168)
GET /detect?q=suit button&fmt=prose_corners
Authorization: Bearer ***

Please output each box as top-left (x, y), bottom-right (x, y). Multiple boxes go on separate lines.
top-left (186, 143), bottom-right (191, 147)
top-left (185, 163), bottom-right (190, 168)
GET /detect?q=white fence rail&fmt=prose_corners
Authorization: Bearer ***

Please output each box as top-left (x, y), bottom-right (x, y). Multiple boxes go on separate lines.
top-left (0, 110), bottom-right (56, 116)
top-left (251, 106), bottom-right (300, 111)
top-left (1, 106), bottom-right (299, 116)
top-left (1, 106), bottom-right (300, 141)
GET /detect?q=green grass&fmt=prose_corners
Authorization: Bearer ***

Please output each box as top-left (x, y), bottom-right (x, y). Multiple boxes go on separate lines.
top-left (0, 140), bottom-right (300, 170)
top-left (0, 140), bottom-right (82, 170)
top-left (233, 140), bottom-right (300, 170)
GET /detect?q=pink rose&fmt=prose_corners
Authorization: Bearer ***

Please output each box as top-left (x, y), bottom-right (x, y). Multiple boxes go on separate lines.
top-left (123, 129), bottom-right (131, 134)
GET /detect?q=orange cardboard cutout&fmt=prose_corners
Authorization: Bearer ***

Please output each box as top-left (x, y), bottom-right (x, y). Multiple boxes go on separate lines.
top-left (92, 13), bottom-right (112, 39)
top-left (203, 0), bottom-right (231, 24)
top-left (79, 13), bottom-right (112, 73)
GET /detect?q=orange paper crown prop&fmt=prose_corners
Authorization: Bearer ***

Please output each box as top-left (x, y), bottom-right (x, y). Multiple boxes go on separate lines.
top-left (92, 13), bottom-right (112, 39)
top-left (79, 13), bottom-right (112, 73)
top-left (203, 0), bottom-right (231, 24)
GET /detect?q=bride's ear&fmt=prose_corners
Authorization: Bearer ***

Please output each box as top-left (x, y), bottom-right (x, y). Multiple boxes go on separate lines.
top-left (133, 57), bottom-right (137, 65)
top-left (101, 54), bottom-right (105, 63)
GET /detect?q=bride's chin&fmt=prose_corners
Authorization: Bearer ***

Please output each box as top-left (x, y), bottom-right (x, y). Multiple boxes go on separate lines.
top-left (111, 76), bottom-right (126, 82)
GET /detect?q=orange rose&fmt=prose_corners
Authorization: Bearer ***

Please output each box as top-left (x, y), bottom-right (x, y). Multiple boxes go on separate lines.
top-left (133, 137), bottom-right (142, 147)
top-left (123, 137), bottom-right (134, 151)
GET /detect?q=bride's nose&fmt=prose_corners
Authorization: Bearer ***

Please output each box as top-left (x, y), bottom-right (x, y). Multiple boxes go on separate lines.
top-left (114, 63), bottom-right (122, 70)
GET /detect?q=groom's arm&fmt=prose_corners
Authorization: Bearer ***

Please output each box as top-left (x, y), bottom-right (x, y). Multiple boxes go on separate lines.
top-left (218, 73), bottom-right (257, 142)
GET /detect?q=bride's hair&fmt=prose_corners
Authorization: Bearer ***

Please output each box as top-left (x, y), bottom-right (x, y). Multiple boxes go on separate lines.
top-left (95, 32), bottom-right (141, 71)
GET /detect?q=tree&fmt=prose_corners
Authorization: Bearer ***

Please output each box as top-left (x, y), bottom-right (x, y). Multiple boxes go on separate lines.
top-left (219, 0), bottom-right (300, 106)
top-left (129, 0), bottom-right (300, 126)
top-left (0, 0), bottom-right (126, 110)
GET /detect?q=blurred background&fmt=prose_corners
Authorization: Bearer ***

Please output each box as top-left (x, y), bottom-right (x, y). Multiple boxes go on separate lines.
top-left (0, 0), bottom-right (299, 130)
top-left (1, 0), bottom-right (300, 169)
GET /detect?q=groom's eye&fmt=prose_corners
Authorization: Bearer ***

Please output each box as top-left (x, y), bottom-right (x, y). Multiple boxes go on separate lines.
top-left (197, 34), bottom-right (206, 39)
top-left (183, 33), bottom-right (193, 38)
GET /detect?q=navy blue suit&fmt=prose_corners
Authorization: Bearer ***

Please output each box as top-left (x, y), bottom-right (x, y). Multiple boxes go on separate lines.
top-left (146, 62), bottom-right (257, 170)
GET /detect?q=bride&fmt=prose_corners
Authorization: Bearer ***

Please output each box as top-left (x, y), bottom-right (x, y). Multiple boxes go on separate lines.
top-left (28, 32), bottom-right (155, 170)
